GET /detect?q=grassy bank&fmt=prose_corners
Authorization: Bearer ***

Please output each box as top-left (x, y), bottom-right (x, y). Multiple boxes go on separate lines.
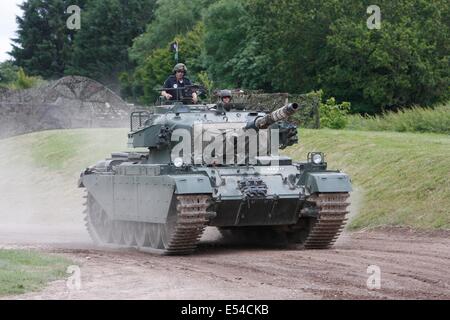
top-left (285, 129), bottom-right (450, 230)
top-left (346, 103), bottom-right (450, 134)
top-left (29, 128), bottom-right (129, 171)
top-left (0, 250), bottom-right (71, 296)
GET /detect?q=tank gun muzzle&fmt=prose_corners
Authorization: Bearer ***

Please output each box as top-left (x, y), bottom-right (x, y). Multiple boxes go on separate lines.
top-left (246, 103), bottom-right (300, 130)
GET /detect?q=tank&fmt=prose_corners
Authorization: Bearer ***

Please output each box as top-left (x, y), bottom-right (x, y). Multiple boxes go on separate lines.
top-left (79, 94), bottom-right (352, 255)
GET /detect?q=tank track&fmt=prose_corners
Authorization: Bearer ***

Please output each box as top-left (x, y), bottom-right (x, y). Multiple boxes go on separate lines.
top-left (84, 193), bottom-right (213, 255)
top-left (163, 195), bottom-right (212, 255)
top-left (303, 192), bottom-right (350, 249)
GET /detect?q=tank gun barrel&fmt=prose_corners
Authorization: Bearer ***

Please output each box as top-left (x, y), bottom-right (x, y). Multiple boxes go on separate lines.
top-left (246, 103), bottom-right (300, 130)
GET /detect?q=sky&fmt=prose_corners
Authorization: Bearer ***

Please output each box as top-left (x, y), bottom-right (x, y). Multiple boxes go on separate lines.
top-left (0, 0), bottom-right (24, 62)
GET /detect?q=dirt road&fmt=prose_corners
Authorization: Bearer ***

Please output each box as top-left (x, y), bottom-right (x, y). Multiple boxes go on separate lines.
top-left (1, 226), bottom-right (449, 300)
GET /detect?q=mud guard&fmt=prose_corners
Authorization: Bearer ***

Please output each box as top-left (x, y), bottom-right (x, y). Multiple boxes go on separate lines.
top-left (304, 172), bottom-right (352, 193)
top-left (170, 175), bottom-right (213, 195)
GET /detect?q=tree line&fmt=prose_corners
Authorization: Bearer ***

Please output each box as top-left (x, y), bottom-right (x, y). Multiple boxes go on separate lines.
top-left (6, 0), bottom-right (449, 114)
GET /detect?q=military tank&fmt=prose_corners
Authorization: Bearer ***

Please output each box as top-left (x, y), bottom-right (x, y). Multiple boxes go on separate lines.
top-left (79, 90), bottom-right (352, 255)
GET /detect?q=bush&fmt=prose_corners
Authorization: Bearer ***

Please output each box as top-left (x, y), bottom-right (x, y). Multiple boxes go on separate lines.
top-left (8, 68), bottom-right (45, 90)
top-left (0, 61), bottom-right (19, 85)
top-left (346, 103), bottom-right (450, 134)
top-left (319, 97), bottom-right (351, 129)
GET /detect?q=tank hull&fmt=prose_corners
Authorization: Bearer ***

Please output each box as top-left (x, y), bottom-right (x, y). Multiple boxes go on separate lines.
top-left (80, 161), bottom-right (352, 254)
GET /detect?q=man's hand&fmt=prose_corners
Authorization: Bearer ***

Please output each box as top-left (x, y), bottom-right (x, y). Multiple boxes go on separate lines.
top-left (192, 93), bottom-right (198, 104)
top-left (162, 91), bottom-right (172, 100)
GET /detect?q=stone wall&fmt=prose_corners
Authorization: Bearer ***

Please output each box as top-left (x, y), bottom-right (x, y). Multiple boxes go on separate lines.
top-left (0, 76), bottom-right (132, 139)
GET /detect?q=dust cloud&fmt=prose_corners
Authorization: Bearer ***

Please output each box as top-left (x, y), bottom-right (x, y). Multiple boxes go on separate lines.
top-left (0, 129), bottom-right (90, 246)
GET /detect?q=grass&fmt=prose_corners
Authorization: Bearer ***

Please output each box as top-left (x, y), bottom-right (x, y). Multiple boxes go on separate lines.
top-left (346, 103), bottom-right (450, 134)
top-left (0, 250), bottom-right (71, 296)
top-left (25, 128), bottom-right (129, 172)
top-left (285, 129), bottom-right (450, 230)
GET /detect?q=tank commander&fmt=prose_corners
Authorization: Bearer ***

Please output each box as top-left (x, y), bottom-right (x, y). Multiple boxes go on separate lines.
top-left (161, 63), bottom-right (198, 103)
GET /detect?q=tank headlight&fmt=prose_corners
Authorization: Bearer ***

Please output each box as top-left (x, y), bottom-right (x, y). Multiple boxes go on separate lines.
top-left (312, 153), bottom-right (323, 164)
top-left (173, 157), bottom-right (184, 168)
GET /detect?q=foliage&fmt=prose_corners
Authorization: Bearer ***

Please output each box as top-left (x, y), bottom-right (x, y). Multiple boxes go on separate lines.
top-left (0, 61), bottom-right (19, 85)
top-left (320, 97), bottom-right (351, 129)
top-left (9, 0), bottom-right (449, 112)
top-left (10, 0), bottom-right (87, 78)
top-left (131, 23), bottom-right (206, 104)
top-left (134, 47), bottom-right (174, 104)
top-left (346, 103), bottom-right (450, 134)
top-left (196, 71), bottom-right (214, 101)
top-left (320, 1), bottom-right (450, 113)
top-left (288, 91), bottom-right (350, 129)
top-left (203, 0), bottom-right (247, 88)
top-left (5, 68), bottom-right (45, 90)
top-left (65, 0), bottom-right (156, 88)
top-left (129, 0), bottom-right (215, 63)
top-left (209, 0), bottom-right (449, 113)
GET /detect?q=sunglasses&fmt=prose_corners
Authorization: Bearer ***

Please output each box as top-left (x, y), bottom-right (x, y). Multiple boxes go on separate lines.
top-left (176, 70), bottom-right (185, 73)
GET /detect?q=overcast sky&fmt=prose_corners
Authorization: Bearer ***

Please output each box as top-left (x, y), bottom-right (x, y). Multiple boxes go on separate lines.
top-left (0, 0), bottom-right (24, 62)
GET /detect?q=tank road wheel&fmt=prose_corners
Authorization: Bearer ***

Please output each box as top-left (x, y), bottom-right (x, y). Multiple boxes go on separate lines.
top-left (289, 192), bottom-right (350, 249)
top-left (85, 193), bottom-right (113, 245)
top-left (158, 194), bottom-right (213, 255)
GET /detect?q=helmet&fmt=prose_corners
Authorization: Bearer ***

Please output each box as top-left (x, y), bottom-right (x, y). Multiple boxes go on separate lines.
top-left (173, 63), bottom-right (187, 74)
top-left (219, 90), bottom-right (232, 100)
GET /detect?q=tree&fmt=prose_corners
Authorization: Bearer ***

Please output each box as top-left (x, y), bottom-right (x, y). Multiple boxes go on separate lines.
top-left (66, 0), bottom-right (156, 89)
top-left (129, 0), bottom-right (216, 64)
top-left (320, 0), bottom-right (450, 113)
top-left (203, 0), bottom-right (247, 87)
top-left (10, 0), bottom-right (86, 79)
top-left (220, 0), bottom-right (449, 113)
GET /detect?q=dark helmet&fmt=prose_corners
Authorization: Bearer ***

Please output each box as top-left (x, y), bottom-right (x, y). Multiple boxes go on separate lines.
top-left (173, 63), bottom-right (187, 74)
top-left (219, 90), bottom-right (232, 101)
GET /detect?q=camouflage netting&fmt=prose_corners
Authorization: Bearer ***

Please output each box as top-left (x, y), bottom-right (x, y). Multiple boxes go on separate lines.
top-left (232, 91), bottom-right (321, 129)
top-left (0, 76), bottom-right (132, 139)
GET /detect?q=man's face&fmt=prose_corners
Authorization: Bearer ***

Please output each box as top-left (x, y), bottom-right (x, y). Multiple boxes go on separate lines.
top-left (176, 70), bottom-right (185, 80)
top-left (222, 96), bottom-right (231, 104)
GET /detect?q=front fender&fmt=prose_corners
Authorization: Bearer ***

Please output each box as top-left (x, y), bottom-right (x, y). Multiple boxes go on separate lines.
top-left (169, 175), bottom-right (213, 195)
top-left (304, 172), bottom-right (352, 193)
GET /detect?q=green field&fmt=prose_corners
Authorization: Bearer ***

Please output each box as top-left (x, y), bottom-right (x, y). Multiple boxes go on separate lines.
top-left (0, 250), bottom-right (71, 296)
top-left (2, 128), bottom-right (449, 230)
